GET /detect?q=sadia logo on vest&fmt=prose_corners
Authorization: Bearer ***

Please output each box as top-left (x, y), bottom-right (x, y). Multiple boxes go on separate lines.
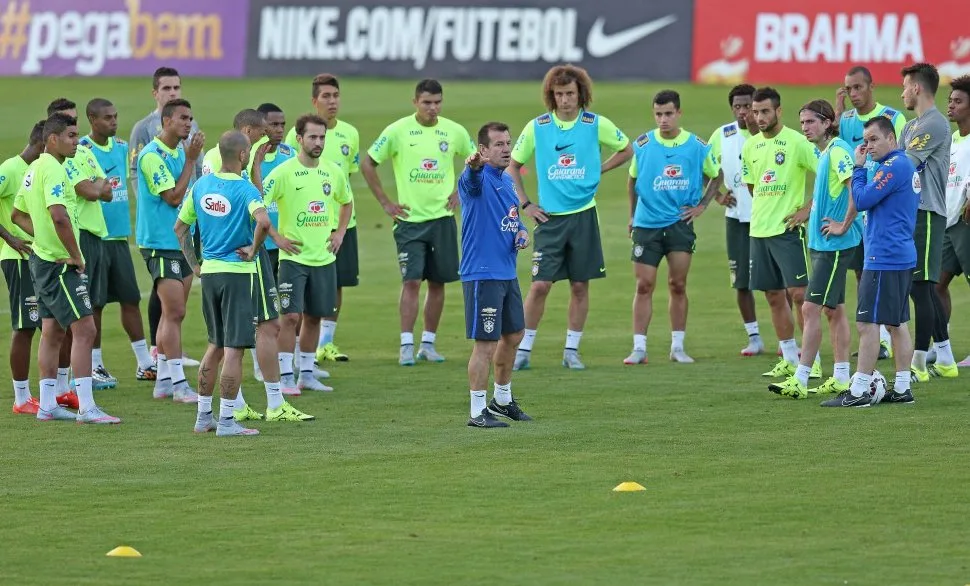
top-left (297, 200), bottom-right (328, 227)
top-left (202, 194), bottom-right (232, 216)
top-left (501, 204), bottom-right (520, 232)
top-left (548, 153), bottom-right (584, 181)
top-left (653, 164), bottom-right (690, 190)
top-left (410, 158), bottom-right (445, 184)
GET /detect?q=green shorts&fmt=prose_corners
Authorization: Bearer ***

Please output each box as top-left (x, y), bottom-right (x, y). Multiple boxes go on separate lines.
top-left (1, 258), bottom-right (40, 330)
top-left (140, 249), bottom-right (191, 283)
top-left (335, 226), bottom-right (359, 287)
top-left (393, 216), bottom-right (459, 283)
top-left (79, 230), bottom-right (106, 309)
top-left (254, 247), bottom-right (280, 323)
top-left (531, 206), bottom-right (606, 282)
top-left (725, 218), bottom-right (751, 289)
top-left (942, 221), bottom-right (970, 279)
top-left (277, 260), bottom-right (338, 318)
top-left (201, 272), bottom-right (256, 349)
top-left (749, 228), bottom-right (809, 291)
top-left (913, 210), bottom-right (945, 283)
top-left (101, 239), bottom-right (141, 305)
top-left (806, 247), bottom-right (857, 309)
top-left (631, 221), bottom-right (695, 267)
top-left (28, 255), bottom-right (93, 329)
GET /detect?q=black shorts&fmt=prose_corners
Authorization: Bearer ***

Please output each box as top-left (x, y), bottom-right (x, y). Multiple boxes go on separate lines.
top-left (267, 247), bottom-right (280, 283)
top-left (462, 279), bottom-right (525, 341)
top-left (806, 247), bottom-right (857, 309)
top-left (749, 229), bottom-right (809, 291)
top-left (913, 210), bottom-right (945, 283)
top-left (201, 272), bottom-right (256, 349)
top-left (1, 258), bottom-right (40, 330)
top-left (335, 226), bottom-right (360, 288)
top-left (725, 218), bottom-right (751, 289)
top-left (277, 260), bottom-right (338, 318)
top-left (254, 247), bottom-right (280, 323)
top-left (140, 249), bottom-right (191, 282)
top-left (856, 268), bottom-right (912, 327)
top-left (28, 255), bottom-right (93, 329)
top-left (531, 206), bottom-right (606, 283)
top-left (849, 238), bottom-right (866, 273)
top-left (79, 230), bottom-right (106, 309)
top-left (393, 216), bottom-right (459, 284)
top-left (631, 221), bottom-right (695, 267)
top-left (942, 221), bottom-right (970, 278)
top-left (101, 239), bottom-right (141, 305)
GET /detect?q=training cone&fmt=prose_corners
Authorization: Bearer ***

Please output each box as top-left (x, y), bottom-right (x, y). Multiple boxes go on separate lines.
top-left (106, 546), bottom-right (142, 557)
top-left (613, 481), bottom-right (646, 492)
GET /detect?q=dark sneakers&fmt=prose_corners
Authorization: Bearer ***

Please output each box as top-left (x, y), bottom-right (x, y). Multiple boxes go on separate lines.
top-left (820, 390), bottom-right (872, 408)
top-left (487, 398), bottom-right (533, 421)
top-left (882, 388), bottom-right (916, 404)
top-left (467, 409), bottom-right (509, 428)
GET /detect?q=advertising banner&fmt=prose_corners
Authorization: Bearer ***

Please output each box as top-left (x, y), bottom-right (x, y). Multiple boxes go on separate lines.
top-left (0, 0), bottom-right (248, 77)
top-left (247, 0), bottom-right (694, 80)
top-left (692, 0), bottom-right (970, 85)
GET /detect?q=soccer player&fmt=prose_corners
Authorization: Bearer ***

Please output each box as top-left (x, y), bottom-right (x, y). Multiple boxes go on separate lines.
top-left (770, 100), bottom-right (861, 399)
top-left (263, 114), bottom-right (353, 392)
top-left (836, 65), bottom-right (907, 359)
top-left (202, 109), bottom-right (265, 177)
top-left (459, 122), bottom-right (533, 428)
top-left (508, 64), bottom-right (632, 371)
top-left (129, 67), bottom-right (203, 367)
top-left (900, 63), bottom-right (958, 380)
top-left (11, 114), bottom-right (120, 423)
top-left (80, 98), bottom-right (156, 384)
top-left (624, 90), bottom-right (723, 365)
top-left (709, 84), bottom-right (765, 356)
top-left (362, 78), bottom-right (474, 366)
top-left (284, 75), bottom-right (360, 362)
top-left (938, 76), bottom-right (970, 366)
top-left (0, 121), bottom-right (44, 414)
top-left (135, 99), bottom-right (205, 403)
top-left (822, 117), bottom-right (919, 407)
top-left (741, 87), bottom-right (820, 380)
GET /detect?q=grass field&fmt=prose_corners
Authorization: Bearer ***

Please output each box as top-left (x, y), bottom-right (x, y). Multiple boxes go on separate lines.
top-left (0, 77), bottom-right (968, 585)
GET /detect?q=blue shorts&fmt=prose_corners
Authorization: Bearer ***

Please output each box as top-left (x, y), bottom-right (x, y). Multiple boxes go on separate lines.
top-left (856, 269), bottom-right (912, 326)
top-left (462, 279), bottom-right (525, 341)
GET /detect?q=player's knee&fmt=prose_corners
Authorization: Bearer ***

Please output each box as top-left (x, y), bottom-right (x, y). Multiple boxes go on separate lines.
top-left (568, 281), bottom-right (588, 300)
top-left (530, 281), bottom-right (552, 298)
top-left (788, 287), bottom-right (806, 305)
top-left (504, 330), bottom-right (524, 347)
top-left (401, 280), bottom-right (421, 295)
top-left (801, 301), bottom-right (822, 319)
top-left (282, 313), bottom-right (300, 329)
top-left (635, 278), bottom-right (654, 296)
top-left (765, 289), bottom-right (787, 306)
top-left (667, 277), bottom-right (687, 297)
top-left (71, 317), bottom-right (97, 343)
top-left (258, 319), bottom-right (281, 340)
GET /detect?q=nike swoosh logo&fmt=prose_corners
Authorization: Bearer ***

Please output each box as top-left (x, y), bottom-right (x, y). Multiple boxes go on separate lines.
top-left (857, 310), bottom-right (869, 315)
top-left (296, 186), bottom-right (304, 190)
top-left (852, 136), bottom-right (863, 143)
top-left (810, 293), bottom-right (821, 297)
top-left (586, 15), bottom-right (678, 58)
top-left (795, 274), bottom-right (806, 279)
top-left (555, 143), bottom-right (574, 151)
top-left (410, 143), bottom-right (418, 147)
top-left (104, 166), bottom-right (117, 174)
top-left (665, 153), bottom-right (676, 158)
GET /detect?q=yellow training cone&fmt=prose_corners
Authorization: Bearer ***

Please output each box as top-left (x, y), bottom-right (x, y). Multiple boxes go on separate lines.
top-left (613, 482), bottom-right (646, 492)
top-left (106, 546), bottom-right (142, 557)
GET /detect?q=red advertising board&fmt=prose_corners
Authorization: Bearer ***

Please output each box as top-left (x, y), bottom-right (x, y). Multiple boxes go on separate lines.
top-left (692, 0), bottom-right (970, 85)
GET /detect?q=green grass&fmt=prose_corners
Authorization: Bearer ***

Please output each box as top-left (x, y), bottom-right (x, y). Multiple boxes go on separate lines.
top-left (0, 78), bottom-right (968, 585)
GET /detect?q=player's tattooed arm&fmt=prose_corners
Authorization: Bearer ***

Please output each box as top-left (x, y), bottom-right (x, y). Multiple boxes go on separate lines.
top-left (174, 220), bottom-right (202, 277)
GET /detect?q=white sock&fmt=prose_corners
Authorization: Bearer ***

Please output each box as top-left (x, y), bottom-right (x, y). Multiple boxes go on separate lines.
top-left (934, 340), bottom-right (955, 366)
top-left (131, 340), bottom-right (153, 369)
top-left (671, 331), bottom-right (685, 351)
top-left (779, 339), bottom-right (799, 365)
top-left (319, 319), bottom-right (337, 346)
top-left (744, 321), bottom-right (760, 337)
top-left (198, 395), bottom-right (212, 414)
top-left (265, 381), bottom-right (283, 410)
top-left (400, 332), bottom-right (414, 346)
top-left (39, 379), bottom-right (57, 411)
top-left (795, 364), bottom-right (811, 387)
top-left (278, 352), bottom-right (294, 377)
top-left (470, 390), bottom-right (487, 418)
top-left (75, 377), bottom-right (95, 412)
top-left (169, 358), bottom-right (186, 389)
top-left (219, 398), bottom-right (235, 420)
top-left (565, 329), bottom-right (583, 352)
top-left (912, 350), bottom-right (927, 370)
top-left (235, 387), bottom-right (246, 408)
top-left (879, 325), bottom-right (891, 344)
top-left (494, 382), bottom-right (512, 406)
top-left (421, 331), bottom-right (436, 346)
top-left (849, 371), bottom-right (871, 398)
top-left (894, 371), bottom-right (911, 393)
top-left (834, 362), bottom-right (850, 383)
top-left (156, 354), bottom-right (170, 386)
top-left (92, 348), bottom-right (104, 370)
top-left (519, 329), bottom-right (537, 352)
top-left (56, 367), bottom-right (70, 394)
top-left (13, 380), bottom-right (30, 405)
top-left (293, 336), bottom-right (299, 356)
top-left (633, 334), bottom-right (647, 352)
top-left (299, 352), bottom-right (315, 377)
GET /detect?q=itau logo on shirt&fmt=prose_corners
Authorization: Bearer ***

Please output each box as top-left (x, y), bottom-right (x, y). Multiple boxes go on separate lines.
top-left (501, 204), bottom-right (520, 232)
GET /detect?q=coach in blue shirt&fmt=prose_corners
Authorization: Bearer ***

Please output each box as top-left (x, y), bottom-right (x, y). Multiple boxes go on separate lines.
top-left (459, 122), bottom-right (533, 428)
top-left (822, 116), bottom-right (919, 408)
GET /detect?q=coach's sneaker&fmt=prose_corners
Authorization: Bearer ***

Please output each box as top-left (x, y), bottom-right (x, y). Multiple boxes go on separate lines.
top-left (487, 397), bottom-right (532, 421)
top-left (623, 349), bottom-right (648, 365)
top-left (669, 348), bottom-right (695, 363)
top-left (136, 365), bottom-right (157, 381)
top-left (181, 353), bottom-right (200, 368)
top-left (37, 406), bottom-right (77, 421)
top-left (810, 360), bottom-right (823, 380)
top-left (878, 340), bottom-right (893, 360)
top-left (76, 406), bottom-right (121, 424)
top-left (298, 374), bottom-right (333, 392)
top-left (399, 344), bottom-right (415, 366)
top-left (762, 359), bottom-right (796, 378)
top-left (820, 390), bottom-right (872, 407)
top-left (929, 362), bottom-right (959, 378)
top-left (12, 397), bottom-right (39, 415)
top-left (417, 344), bottom-right (446, 363)
top-left (882, 387), bottom-right (916, 404)
top-left (810, 377), bottom-right (850, 395)
top-left (741, 338), bottom-right (765, 356)
top-left (266, 401), bottom-right (315, 422)
top-left (768, 376), bottom-right (808, 399)
top-left (172, 387), bottom-right (199, 404)
top-left (316, 342), bottom-right (349, 362)
top-left (313, 364), bottom-right (331, 379)
top-left (216, 418), bottom-right (260, 437)
top-left (56, 390), bottom-right (79, 410)
top-left (562, 350), bottom-right (586, 370)
top-left (513, 350), bottom-right (531, 371)
top-left (233, 404), bottom-right (264, 422)
top-left (910, 367), bottom-right (930, 383)
top-left (93, 366), bottom-right (117, 390)
top-left (194, 411), bottom-right (217, 433)
top-left (467, 409), bottom-right (509, 428)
